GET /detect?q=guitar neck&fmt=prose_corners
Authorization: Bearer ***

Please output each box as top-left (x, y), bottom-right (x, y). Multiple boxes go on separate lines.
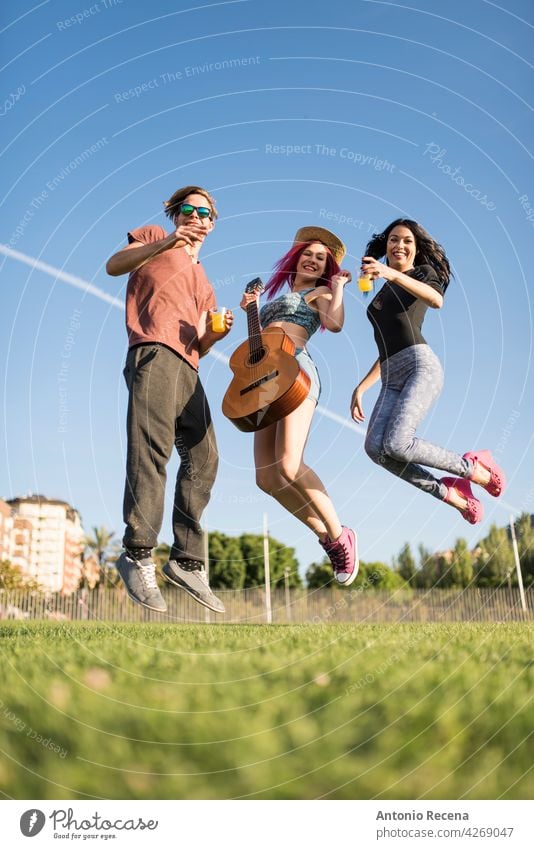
top-left (246, 300), bottom-right (264, 359)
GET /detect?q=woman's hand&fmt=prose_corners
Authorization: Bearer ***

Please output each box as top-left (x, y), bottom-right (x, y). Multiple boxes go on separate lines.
top-left (331, 270), bottom-right (352, 287)
top-left (239, 291), bottom-right (260, 311)
top-left (361, 257), bottom-right (443, 308)
top-left (350, 385), bottom-right (366, 422)
top-left (360, 256), bottom-right (394, 281)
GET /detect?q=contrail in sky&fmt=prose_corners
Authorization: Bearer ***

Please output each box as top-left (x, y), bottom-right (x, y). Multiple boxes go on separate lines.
top-left (0, 243), bottom-right (124, 308)
top-left (1, 243), bottom-right (364, 434)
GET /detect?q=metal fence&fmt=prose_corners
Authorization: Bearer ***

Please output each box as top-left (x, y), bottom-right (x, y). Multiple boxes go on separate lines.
top-left (0, 585), bottom-right (532, 623)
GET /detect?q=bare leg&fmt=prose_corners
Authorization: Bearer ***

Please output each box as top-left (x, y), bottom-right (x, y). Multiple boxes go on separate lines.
top-left (254, 420), bottom-right (328, 537)
top-left (274, 399), bottom-right (343, 541)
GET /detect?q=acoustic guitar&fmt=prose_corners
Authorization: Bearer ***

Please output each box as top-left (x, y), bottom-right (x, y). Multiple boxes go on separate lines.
top-left (222, 278), bottom-right (311, 432)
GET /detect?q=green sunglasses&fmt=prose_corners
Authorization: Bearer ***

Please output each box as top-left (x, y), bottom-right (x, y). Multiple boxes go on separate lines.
top-left (179, 203), bottom-right (212, 220)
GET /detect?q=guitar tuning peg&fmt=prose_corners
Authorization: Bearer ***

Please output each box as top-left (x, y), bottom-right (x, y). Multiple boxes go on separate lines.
top-left (246, 276), bottom-right (265, 294)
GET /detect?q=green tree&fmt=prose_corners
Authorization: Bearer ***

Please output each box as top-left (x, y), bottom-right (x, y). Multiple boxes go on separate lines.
top-left (269, 537), bottom-right (301, 587)
top-left (306, 559), bottom-right (334, 589)
top-left (98, 539), bottom-right (124, 588)
top-left (239, 533), bottom-right (265, 588)
top-left (450, 538), bottom-right (474, 587)
top-left (434, 553), bottom-right (454, 588)
top-left (475, 523), bottom-right (515, 587)
top-left (208, 532), bottom-right (245, 589)
top-left (152, 542), bottom-right (170, 570)
top-left (80, 525), bottom-right (115, 589)
top-left (85, 525), bottom-right (115, 567)
top-left (415, 540), bottom-right (473, 589)
top-left (415, 544), bottom-right (435, 588)
top-left (396, 542), bottom-right (417, 585)
top-left (0, 560), bottom-right (42, 591)
top-left (306, 559), bottom-right (402, 590)
top-left (239, 533), bottom-right (301, 588)
top-left (514, 513), bottom-right (534, 587)
top-left (355, 561), bottom-right (404, 589)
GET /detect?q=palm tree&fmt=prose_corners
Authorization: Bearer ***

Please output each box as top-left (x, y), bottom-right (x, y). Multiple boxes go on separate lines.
top-left (83, 526), bottom-right (115, 588)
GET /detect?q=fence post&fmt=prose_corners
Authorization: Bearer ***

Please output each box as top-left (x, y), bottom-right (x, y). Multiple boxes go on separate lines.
top-left (204, 520), bottom-right (210, 624)
top-left (510, 515), bottom-right (527, 614)
top-left (284, 567), bottom-right (291, 622)
top-left (263, 513), bottom-right (272, 624)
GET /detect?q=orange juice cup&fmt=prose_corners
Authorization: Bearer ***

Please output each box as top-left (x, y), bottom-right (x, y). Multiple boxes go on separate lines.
top-left (211, 308), bottom-right (227, 332)
top-left (358, 275), bottom-right (373, 293)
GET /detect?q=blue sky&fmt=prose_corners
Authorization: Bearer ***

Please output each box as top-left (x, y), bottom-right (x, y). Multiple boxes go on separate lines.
top-left (1, 0), bottom-right (533, 576)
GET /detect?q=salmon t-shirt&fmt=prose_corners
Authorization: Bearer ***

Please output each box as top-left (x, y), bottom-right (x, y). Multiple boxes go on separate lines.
top-left (125, 224), bottom-right (216, 370)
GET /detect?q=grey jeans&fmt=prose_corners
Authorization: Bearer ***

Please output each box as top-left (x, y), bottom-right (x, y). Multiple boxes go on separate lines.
top-left (122, 343), bottom-right (218, 561)
top-left (364, 344), bottom-right (472, 499)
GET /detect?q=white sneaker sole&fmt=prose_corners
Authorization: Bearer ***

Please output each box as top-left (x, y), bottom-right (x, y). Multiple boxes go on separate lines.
top-left (161, 568), bottom-right (225, 614)
top-left (122, 585), bottom-right (167, 613)
top-left (335, 561), bottom-right (359, 587)
top-left (334, 532), bottom-right (359, 587)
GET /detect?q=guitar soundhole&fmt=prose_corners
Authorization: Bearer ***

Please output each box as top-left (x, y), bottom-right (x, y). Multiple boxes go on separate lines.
top-left (240, 370), bottom-right (279, 396)
top-left (247, 347), bottom-right (267, 366)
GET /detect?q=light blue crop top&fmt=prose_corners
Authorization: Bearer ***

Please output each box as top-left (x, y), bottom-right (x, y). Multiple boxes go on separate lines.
top-left (259, 288), bottom-right (322, 337)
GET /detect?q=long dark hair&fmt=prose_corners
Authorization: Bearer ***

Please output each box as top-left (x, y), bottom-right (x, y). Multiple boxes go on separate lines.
top-left (264, 242), bottom-right (340, 299)
top-left (365, 218), bottom-right (451, 290)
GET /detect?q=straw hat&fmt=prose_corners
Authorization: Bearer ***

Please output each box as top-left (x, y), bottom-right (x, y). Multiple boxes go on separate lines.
top-left (293, 226), bottom-right (346, 264)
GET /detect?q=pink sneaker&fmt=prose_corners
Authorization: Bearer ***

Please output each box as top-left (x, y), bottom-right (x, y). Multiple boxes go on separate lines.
top-left (441, 477), bottom-right (484, 525)
top-left (320, 527), bottom-right (359, 586)
top-left (463, 449), bottom-right (506, 498)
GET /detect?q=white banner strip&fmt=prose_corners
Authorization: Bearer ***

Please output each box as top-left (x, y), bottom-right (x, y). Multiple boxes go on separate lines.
top-left (2, 800), bottom-right (532, 847)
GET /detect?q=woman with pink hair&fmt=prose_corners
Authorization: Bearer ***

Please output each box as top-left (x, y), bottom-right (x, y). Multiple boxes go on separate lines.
top-left (240, 227), bottom-right (358, 586)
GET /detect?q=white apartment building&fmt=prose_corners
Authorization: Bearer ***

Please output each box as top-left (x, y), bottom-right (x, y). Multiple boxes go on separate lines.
top-left (6, 495), bottom-right (85, 593)
top-left (0, 499), bottom-right (13, 561)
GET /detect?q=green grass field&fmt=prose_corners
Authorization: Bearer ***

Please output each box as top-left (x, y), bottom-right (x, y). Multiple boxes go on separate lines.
top-left (0, 622), bottom-right (532, 800)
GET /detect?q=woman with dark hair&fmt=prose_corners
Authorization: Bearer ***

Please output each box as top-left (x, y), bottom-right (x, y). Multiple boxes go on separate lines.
top-left (350, 218), bottom-right (505, 524)
top-left (240, 227), bottom-right (358, 585)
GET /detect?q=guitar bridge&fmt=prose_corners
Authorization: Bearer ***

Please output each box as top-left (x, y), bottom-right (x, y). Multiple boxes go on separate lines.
top-left (239, 370), bottom-right (279, 396)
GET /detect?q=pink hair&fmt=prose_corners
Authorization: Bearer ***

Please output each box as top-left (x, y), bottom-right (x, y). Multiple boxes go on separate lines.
top-left (264, 242), bottom-right (341, 300)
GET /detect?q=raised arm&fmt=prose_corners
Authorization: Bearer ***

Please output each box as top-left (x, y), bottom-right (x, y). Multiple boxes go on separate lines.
top-left (105, 221), bottom-right (206, 276)
top-left (239, 290), bottom-right (262, 326)
top-left (312, 271), bottom-right (352, 332)
top-left (361, 257), bottom-right (443, 309)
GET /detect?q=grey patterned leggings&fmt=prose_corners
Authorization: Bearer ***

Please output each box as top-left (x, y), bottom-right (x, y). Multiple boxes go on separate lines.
top-left (365, 344), bottom-right (473, 500)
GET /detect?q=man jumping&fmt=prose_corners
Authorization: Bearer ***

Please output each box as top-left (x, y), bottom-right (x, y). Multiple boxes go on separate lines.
top-left (106, 185), bottom-right (233, 614)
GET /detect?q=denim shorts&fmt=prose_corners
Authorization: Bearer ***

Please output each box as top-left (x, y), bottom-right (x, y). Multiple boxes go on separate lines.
top-left (295, 348), bottom-right (321, 404)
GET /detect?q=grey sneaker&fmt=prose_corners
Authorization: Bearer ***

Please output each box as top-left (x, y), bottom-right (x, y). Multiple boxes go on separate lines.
top-left (116, 551), bottom-right (167, 612)
top-left (162, 560), bottom-right (225, 614)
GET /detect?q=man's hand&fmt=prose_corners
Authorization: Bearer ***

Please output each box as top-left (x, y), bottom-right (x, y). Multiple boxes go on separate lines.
top-left (207, 308), bottom-right (234, 335)
top-left (168, 220), bottom-right (208, 248)
top-left (106, 224), bottom-right (204, 276)
top-left (199, 309), bottom-right (234, 356)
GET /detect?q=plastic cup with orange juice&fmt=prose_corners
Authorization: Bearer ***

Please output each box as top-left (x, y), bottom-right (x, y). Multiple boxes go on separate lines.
top-left (358, 275), bottom-right (374, 293)
top-left (211, 308), bottom-right (227, 332)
